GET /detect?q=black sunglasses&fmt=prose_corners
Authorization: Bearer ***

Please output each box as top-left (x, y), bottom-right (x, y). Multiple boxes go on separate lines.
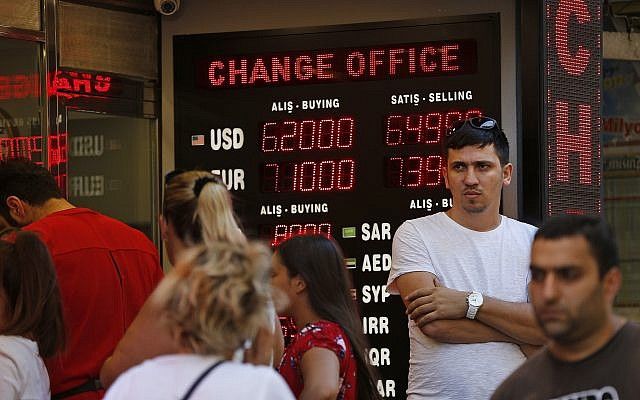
top-left (447, 116), bottom-right (500, 136)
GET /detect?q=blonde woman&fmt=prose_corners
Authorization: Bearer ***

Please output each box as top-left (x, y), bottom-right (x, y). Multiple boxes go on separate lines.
top-left (101, 170), bottom-right (282, 387)
top-left (104, 242), bottom-right (294, 400)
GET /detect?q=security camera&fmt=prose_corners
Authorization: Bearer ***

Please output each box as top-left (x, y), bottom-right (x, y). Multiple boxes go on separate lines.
top-left (154, 0), bottom-right (180, 15)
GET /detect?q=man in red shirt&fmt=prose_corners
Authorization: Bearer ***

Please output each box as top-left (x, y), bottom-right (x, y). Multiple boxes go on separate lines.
top-left (0, 159), bottom-right (164, 399)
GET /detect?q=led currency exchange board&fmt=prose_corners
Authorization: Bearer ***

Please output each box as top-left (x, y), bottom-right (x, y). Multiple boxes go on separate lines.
top-left (174, 14), bottom-right (500, 398)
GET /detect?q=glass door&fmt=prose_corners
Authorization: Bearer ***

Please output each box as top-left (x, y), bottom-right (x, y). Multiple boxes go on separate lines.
top-left (66, 110), bottom-right (158, 242)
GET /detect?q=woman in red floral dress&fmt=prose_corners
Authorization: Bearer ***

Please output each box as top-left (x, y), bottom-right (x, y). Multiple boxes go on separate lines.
top-left (272, 235), bottom-right (381, 400)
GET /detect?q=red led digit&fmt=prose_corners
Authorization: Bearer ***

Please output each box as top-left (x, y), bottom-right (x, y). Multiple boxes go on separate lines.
top-left (444, 111), bottom-right (463, 130)
top-left (290, 224), bottom-right (303, 236)
top-left (336, 117), bottom-right (354, 148)
top-left (270, 223), bottom-right (333, 246)
top-left (405, 156), bottom-right (423, 187)
top-left (464, 109), bottom-right (483, 119)
top-left (261, 159), bottom-right (355, 193)
top-left (336, 159), bottom-right (355, 190)
top-left (299, 120), bottom-right (315, 150)
top-left (385, 109), bottom-right (483, 146)
top-left (405, 115), bottom-right (423, 144)
top-left (273, 224), bottom-right (288, 246)
top-left (262, 163), bottom-right (279, 192)
top-left (424, 112), bottom-right (442, 143)
top-left (318, 161), bottom-right (335, 191)
top-left (318, 119), bottom-right (335, 149)
top-left (280, 121), bottom-right (296, 152)
top-left (424, 155), bottom-right (443, 186)
top-left (385, 156), bottom-right (444, 188)
top-left (280, 162), bottom-right (297, 192)
top-left (318, 223), bottom-right (332, 237)
top-left (261, 122), bottom-right (278, 152)
top-left (386, 115), bottom-right (403, 145)
top-left (387, 157), bottom-right (403, 187)
top-left (299, 162), bottom-right (317, 191)
top-left (260, 117), bottom-right (355, 152)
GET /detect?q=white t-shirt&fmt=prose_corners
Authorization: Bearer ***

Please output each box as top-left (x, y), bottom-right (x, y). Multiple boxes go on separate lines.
top-left (387, 212), bottom-right (537, 400)
top-left (104, 354), bottom-right (295, 400)
top-left (0, 336), bottom-right (50, 400)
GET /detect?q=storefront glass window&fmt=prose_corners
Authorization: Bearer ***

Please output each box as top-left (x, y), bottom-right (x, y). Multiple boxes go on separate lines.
top-left (0, 37), bottom-right (42, 164)
top-left (602, 59), bottom-right (640, 321)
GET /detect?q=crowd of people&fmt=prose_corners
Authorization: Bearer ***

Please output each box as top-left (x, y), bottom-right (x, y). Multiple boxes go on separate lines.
top-left (0, 116), bottom-right (637, 400)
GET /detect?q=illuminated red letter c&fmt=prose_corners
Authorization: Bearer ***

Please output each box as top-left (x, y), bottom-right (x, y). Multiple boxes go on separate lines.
top-left (556, 0), bottom-right (592, 76)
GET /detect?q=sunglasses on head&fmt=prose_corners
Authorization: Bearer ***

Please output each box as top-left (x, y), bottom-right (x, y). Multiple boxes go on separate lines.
top-left (447, 116), bottom-right (500, 136)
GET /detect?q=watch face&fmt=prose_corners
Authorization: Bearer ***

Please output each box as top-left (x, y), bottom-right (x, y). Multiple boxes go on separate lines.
top-left (468, 293), bottom-right (483, 307)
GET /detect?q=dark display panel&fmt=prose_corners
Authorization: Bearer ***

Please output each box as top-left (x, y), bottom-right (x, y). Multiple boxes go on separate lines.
top-left (174, 15), bottom-right (500, 398)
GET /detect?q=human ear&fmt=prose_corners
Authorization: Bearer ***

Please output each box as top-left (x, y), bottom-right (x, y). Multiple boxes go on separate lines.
top-left (292, 275), bottom-right (307, 295)
top-left (602, 267), bottom-right (622, 304)
top-left (6, 196), bottom-right (27, 225)
top-left (442, 164), bottom-right (450, 189)
top-left (502, 163), bottom-right (513, 186)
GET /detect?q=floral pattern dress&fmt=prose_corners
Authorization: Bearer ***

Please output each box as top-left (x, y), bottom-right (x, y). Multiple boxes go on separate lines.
top-left (278, 320), bottom-right (357, 400)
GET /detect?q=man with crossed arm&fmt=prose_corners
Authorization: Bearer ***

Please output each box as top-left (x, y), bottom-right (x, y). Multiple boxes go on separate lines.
top-left (386, 117), bottom-right (546, 399)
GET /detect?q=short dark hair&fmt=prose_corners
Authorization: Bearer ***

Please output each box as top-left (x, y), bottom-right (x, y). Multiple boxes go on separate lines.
top-left (534, 215), bottom-right (619, 277)
top-left (445, 118), bottom-right (510, 166)
top-left (0, 159), bottom-right (62, 223)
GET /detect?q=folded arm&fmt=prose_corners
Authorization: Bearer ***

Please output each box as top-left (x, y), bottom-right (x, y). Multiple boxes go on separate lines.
top-left (395, 272), bottom-right (514, 344)
top-left (405, 279), bottom-right (546, 345)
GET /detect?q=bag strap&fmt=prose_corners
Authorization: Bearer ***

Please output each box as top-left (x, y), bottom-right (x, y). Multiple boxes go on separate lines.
top-left (180, 360), bottom-right (225, 400)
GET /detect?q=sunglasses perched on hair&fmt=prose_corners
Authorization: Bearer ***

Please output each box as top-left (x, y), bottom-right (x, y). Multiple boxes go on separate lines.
top-left (447, 116), bottom-right (500, 136)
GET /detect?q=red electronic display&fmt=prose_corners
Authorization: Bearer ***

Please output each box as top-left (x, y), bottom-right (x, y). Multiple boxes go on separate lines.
top-left (261, 117), bottom-right (355, 152)
top-left (198, 40), bottom-right (478, 89)
top-left (545, 0), bottom-right (601, 215)
top-left (261, 159), bottom-right (356, 193)
top-left (267, 222), bottom-right (332, 246)
top-left (175, 16), bottom-right (501, 397)
top-left (385, 109), bottom-right (482, 146)
top-left (385, 156), bottom-right (444, 188)
top-left (385, 108), bottom-right (482, 145)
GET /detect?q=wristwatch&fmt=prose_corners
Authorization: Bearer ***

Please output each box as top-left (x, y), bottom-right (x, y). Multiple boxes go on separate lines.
top-left (466, 291), bottom-right (484, 320)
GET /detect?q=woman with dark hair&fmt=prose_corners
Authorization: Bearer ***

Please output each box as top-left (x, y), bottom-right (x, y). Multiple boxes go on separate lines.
top-left (0, 230), bottom-right (65, 399)
top-left (272, 235), bottom-right (381, 400)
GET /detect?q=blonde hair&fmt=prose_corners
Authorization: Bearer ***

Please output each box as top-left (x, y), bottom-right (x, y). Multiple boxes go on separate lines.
top-left (163, 170), bottom-right (246, 247)
top-left (160, 241), bottom-right (271, 356)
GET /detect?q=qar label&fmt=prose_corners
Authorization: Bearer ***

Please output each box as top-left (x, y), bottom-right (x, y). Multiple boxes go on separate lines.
top-left (377, 380), bottom-right (396, 398)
